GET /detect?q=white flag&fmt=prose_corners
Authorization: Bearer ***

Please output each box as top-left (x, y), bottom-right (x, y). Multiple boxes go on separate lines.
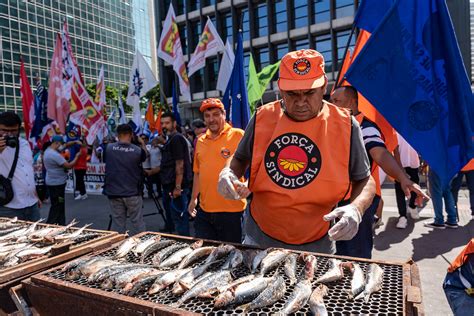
top-left (118, 96), bottom-right (127, 124)
top-left (187, 17), bottom-right (224, 77)
top-left (157, 4), bottom-right (191, 101)
top-left (126, 50), bottom-right (158, 129)
top-left (216, 39), bottom-right (235, 92)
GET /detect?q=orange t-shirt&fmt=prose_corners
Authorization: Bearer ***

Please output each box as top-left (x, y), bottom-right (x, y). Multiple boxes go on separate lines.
top-left (193, 123), bottom-right (247, 213)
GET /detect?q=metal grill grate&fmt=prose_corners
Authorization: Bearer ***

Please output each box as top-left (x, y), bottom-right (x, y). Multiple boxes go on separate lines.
top-left (44, 233), bottom-right (405, 315)
top-left (0, 219), bottom-right (110, 271)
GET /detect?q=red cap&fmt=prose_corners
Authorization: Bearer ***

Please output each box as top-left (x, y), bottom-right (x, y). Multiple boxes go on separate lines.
top-left (278, 49), bottom-right (326, 91)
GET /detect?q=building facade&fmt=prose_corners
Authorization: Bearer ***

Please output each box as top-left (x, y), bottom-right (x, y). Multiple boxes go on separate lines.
top-left (156, 0), bottom-right (359, 120)
top-left (0, 0), bottom-right (157, 113)
top-left (156, 0), bottom-right (473, 121)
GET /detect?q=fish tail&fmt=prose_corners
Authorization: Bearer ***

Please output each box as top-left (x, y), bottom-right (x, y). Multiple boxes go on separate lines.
top-left (364, 292), bottom-right (371, 303)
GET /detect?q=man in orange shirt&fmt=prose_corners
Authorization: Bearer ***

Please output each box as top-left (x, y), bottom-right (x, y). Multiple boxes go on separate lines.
top-left (218, 50), bottom-right (376, 253)
top-left (188, 98), bottom-right (246, 243)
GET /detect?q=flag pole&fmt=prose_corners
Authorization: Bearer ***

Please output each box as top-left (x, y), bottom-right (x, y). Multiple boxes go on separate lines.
top-left (333, 24), bottom-right (356, 89)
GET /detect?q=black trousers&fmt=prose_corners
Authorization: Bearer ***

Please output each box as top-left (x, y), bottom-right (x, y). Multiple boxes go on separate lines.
top-left (395, 167), bottom-right (420, 217)
top-left (47, 183), bottom-right (66, 225)
top-left (74, 169), bottom-right (86, 195)
top-left (194, 208), bottom-right (243, 243)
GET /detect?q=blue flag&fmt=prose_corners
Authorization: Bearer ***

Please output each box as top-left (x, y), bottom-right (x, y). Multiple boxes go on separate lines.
top-left (346, 0), bottom-right (474, 187)
top-left (353, 0), bottom-right (394, 33)
top-left (222, 32), bottom-right (250, 129)
top-left (30, 81), bottom-right (50, 142)
top-left (172, 81), bottom-right (182, 126)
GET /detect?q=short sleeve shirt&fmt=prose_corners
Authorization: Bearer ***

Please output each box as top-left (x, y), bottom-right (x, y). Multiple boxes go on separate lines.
top-left (44, 148), bottom-right (68, 186)
top-left (235, 114), bottom-right (371, 182)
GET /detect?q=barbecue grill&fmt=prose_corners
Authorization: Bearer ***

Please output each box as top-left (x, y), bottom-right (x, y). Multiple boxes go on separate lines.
top-left (0, 217), bottom-right (124, 314)
top-left (19, 232), bottom-right (424, 315)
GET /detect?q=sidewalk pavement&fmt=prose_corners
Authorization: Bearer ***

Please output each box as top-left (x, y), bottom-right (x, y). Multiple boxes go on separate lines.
top-left (38, 185), bottom-right (473, 316)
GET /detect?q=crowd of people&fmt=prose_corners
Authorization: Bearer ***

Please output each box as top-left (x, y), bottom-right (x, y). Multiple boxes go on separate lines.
top-left (0, 49), bottom-right (473, 263)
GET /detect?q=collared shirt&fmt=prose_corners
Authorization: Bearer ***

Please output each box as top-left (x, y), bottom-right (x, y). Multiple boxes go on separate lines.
top-left (194, 123), bottom-right (247, 213)
top-left (0, 138), bottom-right (37, 209)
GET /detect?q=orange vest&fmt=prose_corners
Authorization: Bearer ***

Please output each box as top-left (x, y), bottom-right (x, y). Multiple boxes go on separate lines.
top-left (448, 238), bottom-right (474, 273)
top-left (355, 113), bottom-right (382, 196)
top-left (249, 100), bottom-right (352, 244)
top-left (462, 159), bottom-right (474, 172)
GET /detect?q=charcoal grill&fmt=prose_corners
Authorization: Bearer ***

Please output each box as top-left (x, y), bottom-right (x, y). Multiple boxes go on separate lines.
top-left (20, 232), bottom-right (423, 316)
top-left (0, 217), bottom-right (124, 314)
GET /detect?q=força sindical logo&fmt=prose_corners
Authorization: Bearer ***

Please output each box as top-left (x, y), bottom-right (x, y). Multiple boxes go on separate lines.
top-left (264, 133), bottom-right (322, 189)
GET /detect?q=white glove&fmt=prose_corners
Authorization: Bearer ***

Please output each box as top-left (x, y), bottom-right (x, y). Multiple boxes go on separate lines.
top-left (217, 167), bottom-right (242, 200)
top-left (323, 204), bottom-right (362, 241)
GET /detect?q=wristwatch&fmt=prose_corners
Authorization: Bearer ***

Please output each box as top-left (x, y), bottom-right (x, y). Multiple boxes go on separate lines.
top-left (175, 184), bottom-right (182, 190)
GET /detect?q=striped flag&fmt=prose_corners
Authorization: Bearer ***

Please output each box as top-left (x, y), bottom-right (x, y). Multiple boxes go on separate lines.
top-left (19, 57), bottom-right (34, 144)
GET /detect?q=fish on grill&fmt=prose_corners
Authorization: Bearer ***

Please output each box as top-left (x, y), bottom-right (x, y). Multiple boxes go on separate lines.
top-left (0, 217), bottom-right (18, 230)
top-left (2, 245), bottom-right (53, 267)
top-left (171, 271), bottom-right (213, 295)
top-left (115, 237), bottom-right (141, 259)
top-left (315, 259), bottom-right (344, 284)
top-left (283, 253), bottom-right (298, 285)
top-left (31, 219), bottom-right (79, 243)
top-left (148, 268), bottom-right (192, 294)
top-left (177, 246), bottom-right (215, 269)
top-left (125, 274), bottom-right (162, 296)
top-left (132, 236), bottom-right (161, 256)
top-left (251, 249), bottom-right (268, 273)
top-left (301, 253), bottom-right (317, 281)
top-left (258, 249), bottom-right (289, 276)
top-left (140, 239), bottom-right (175, 263)
top-left (239, 275), bottom-right (286, 313)
top-left (309, 284), bottom-right (329, 316)
top-left (354, 263), bottom-right (384, 302)
top-left (172, 270), bottom-right (233, 308)
top-left (242, 249), bottom-right (258, 271)
top-left (221, 248), bottom-right (243, 270)
top-left (158, 240), bottom-right (203, 268)
top-left (346, 263), bottom-right (365, 299)
top-left (172, 260), bottom-right (220, 293)
top-left (204, 244), bottom-right (235, 264)
top-left (152, 243), bottom-right (188, 266)
top-left (214, 275), bottom-right (271, 309)
top-left (52, 224), bottom-right (92, 242)
top-left (0, 219), bottom-right (42, 242)
top-left (102, 267), bottom-right (160, 290)
top-left (66, 257), bottom-right (117, 280)
top-left (88, 263), bottom-right (153, 284)
top-left (278, 279), bottom-right (312, 314)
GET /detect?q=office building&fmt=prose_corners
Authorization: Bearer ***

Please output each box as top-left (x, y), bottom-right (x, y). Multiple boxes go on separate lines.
top-left (0, 0), bottom-right (157, 113)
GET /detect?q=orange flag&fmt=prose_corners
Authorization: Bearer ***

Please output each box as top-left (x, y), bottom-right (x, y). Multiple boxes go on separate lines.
top-left (145, 100), bottom-right (156, 132)
top-left (339, 30), bottom-right (398, 152)
top-left (154, 109), bottom-right (162, 134)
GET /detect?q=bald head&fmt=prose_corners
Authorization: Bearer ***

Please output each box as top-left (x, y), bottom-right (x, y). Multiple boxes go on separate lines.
top-left (330, 86), bottom-right (359, 114)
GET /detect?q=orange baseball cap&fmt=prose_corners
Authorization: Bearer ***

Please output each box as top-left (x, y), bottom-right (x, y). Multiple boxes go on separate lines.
top-left (278, 49), bottom-right (326, 91)
top-left (200, 98), bottom-right (225, 112)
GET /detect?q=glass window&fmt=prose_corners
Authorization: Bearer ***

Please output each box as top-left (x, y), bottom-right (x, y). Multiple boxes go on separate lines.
top-left (256, 4), bottom-right (268, 37)
top-left (222, 11), bottom-right (232, 41)
top-left (206, 56), bottom-right (218, 90)
top-left (179, 26), bottom-right (187, 55)
top-left (313, 0), bottom-right (330, 23)
top-left (315, 34), bottom-right (332, 73)
top-left (244, 50), bottom-right (251, 81)
top-left (274, 0), bottom-right (287, 33)
top-left (176, 0), bottom-right (185, 15)
top-left (188, 0), bottom-right (200, 12)
top-left (292, 0), bottom-right (307, 29)
top-left (335, 0), bottom-right (354, 19)
top-left (256, 47), bottom-right (269, 70)
top-left (190, 20), bottom-right (201, 53)
top-left (192, 68), bottom-right (204, 93)
top-left (294, 38), bottom-right (309, 50)
top-left (239, 8), bottom-right (250, 42)
top-left (336, 29), bottom-right (355, 69)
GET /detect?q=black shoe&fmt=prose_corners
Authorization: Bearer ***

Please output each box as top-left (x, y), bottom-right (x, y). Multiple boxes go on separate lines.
top-left (424, 221), bottom-right (445, 229)
top-left (445, 222), bottom-right (459, 229)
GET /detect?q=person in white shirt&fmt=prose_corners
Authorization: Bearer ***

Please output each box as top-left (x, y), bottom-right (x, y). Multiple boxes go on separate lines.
top-left (0, 112), bottom-right (41, 221)
top-left (394, 133), bottom-right (421, 227)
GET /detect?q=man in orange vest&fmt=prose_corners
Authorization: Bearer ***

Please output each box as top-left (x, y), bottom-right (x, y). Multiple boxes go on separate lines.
top-left (188, 98), bottom-right (246, 243)
top-left (330, 86), bottom-right (428, 258)
top-left (217, 49), bottom-right (376, 253)
top-left (451, 159), bottom-right (474, 221)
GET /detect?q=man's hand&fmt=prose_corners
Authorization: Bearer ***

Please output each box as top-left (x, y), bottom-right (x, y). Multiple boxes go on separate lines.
top-left (172, 187), bottom-right (182, 199)
top-left (218, 167), bottom-right (245, 200)
top-left (399, 178), bottom-right (429, 207)
top-left (188, 198), bottom-right (198, 217)
top-left (323, 204), bottom-right (362, 241)
top-left (37, 199), bottom-right (42, 209)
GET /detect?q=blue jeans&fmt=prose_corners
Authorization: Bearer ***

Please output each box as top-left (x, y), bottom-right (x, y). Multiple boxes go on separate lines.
top-left (451, 170), bottom-right (474, 215)
top-left (429, 169), bottom-right (457, 224)
top-left (444, 286), bottom-right (474, 316)
top-left (0, 203), bottom-right (40, 221)
top-left (336, 195), bottom-right (380, 259)
top-left (162, 187), bottom-right (190, 236)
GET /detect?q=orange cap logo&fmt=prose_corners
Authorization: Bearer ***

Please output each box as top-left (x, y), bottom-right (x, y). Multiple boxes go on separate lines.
top-left (293, 58), bottom-right (311, 75)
